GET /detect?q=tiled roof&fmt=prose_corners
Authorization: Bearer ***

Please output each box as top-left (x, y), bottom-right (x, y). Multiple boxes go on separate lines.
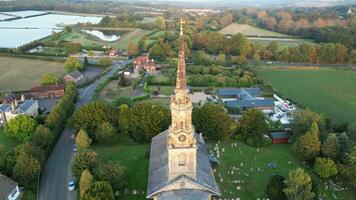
top-left (66, 70), bottom-right (83, 79)
top-left (225, 98), bottom-right (275, 108)
top-left (18, 100), bottom-right (37, 113)
top-left (147, 130), bottom-right (220, 198)
top-left (31, 84), bottom-right (65, 93)
top-left (0, 174), bottom-right (18, 199)
top-left (217, 88), bottom-right (261, 98)
top-left (0, 104), bottom-right (11, 112)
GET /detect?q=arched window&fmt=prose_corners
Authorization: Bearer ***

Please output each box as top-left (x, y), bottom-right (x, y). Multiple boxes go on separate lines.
top-left (179, 153), bottom-right (186, 166)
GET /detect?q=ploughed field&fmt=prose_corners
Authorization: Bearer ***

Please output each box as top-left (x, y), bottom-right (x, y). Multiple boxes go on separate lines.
top-left (0, 56), bottom-right (66, 93)
top-left (258, 67), bottom-right (356, 126)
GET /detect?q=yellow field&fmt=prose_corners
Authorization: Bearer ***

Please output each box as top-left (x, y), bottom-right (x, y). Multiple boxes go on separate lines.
top-left (219, 23), bottom-right (288, 37)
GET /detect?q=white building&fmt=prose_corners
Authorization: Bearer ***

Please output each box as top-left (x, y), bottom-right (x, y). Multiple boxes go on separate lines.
top-left (0, 174), bottom-right (21, 200)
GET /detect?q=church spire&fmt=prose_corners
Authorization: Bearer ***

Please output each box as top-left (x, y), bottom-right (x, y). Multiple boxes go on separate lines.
top-left (176, 19), bottom-right (187, 91)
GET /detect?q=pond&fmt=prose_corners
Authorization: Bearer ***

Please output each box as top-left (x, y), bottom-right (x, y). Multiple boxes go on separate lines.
top-left (0, 12), bottom-right (102, 48)
top-left (83, 29), bottom-right (125, 42)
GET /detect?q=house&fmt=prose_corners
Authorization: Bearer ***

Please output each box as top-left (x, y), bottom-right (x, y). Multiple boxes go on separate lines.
top-left (133, 55), bottom-right (158, 73)
top-left (0, 96), bottom-right (39, 127)
top-left (31, 84), bottom-right (65, 99)
top-left (270, 132), bottom-right (289, 144)
top-left (217, 88), bottom-right (275, 112)
top-left (0, 174), bottom-right (21, 200)
top-left (64, 70), bottom-right (85, 85)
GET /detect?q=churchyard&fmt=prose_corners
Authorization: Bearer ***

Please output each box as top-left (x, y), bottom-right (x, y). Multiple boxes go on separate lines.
top-left (0, 56), bottom-right (66, 93)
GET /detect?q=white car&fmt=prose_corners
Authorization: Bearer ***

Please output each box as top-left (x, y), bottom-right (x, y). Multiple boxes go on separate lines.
top-left (68, 181), bottom-right (75, 191)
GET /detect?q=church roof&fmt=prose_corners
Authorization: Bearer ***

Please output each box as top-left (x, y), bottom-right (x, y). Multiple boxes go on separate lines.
top-left (156, 189), bottom-right (211, 200)
top-left (146, 130), bottom-right (220, 198)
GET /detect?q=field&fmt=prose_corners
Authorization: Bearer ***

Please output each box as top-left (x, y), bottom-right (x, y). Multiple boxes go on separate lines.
top-left (93, 140), bottom-right (355, 200)
top-left (219, 23), bottom-right (312, 47)
top-left (258, 67), bottom-right (356, 126)
top-left (0, 56), bottom-right (66, 93)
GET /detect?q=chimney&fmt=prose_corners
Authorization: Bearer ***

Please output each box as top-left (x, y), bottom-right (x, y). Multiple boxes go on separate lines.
top-left (14, 99), bottom-right (18, 107)
top-left (21, 94), bottom-right (25, 101)
top-left (11, 102), bottom-right (15, 111)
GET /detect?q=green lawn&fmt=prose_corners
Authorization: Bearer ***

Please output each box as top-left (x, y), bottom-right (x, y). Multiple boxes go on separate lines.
top-left (257, 67), bottom-right (356, 126)
top-left (0, 128), bottom-right (18, 152)
top-left (93, 140), bottom-right (355, 200)
top-left (142, 97), bottom-right (171, 108)
top-left (0, 56), bottom-right (66, 93)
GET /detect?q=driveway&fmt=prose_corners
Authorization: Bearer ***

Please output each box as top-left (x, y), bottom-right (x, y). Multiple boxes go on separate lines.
top-left (39, 60), bottom-right (129, 200)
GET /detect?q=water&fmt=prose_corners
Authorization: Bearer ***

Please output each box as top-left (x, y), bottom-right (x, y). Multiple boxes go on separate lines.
top-left (0, 12), bottom-right (102, 48)
top-left (83, 29), bottom-right (121, 42)
top-left (0, 10), bottom-right (47, 18)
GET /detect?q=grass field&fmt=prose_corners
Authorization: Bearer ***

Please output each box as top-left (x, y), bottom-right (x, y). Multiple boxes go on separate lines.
top-left (0, 56), bottom-right (66, 93)
top-left (258, 67), bottom-right (356, 126)
top-left (93, 140), bottom-right (355, 200)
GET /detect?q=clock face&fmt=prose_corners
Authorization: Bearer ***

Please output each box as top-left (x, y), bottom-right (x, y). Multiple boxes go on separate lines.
top-left (178, 135), bottom-right (187, 142)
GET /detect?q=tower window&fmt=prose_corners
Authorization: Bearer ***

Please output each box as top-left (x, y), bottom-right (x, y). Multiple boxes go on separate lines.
top-left (179, 153), bottom-right (186, 166)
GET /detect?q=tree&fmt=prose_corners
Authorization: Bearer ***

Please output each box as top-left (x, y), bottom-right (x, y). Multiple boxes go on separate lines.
top-left (0, 151), bottom-right (15, 176)
top-left (283, 168), bottom-right (314, 200)
top-left (99, 58), bottom-right (112, 67)
top-left (266, 175), bottom-right (286, 200)
top-left (154, 16), bottom-right (166, 30)
top-left (349, 50), bottom-right (356, 64)
top-left (13, 154), bottom-right (41, 188)
top-left (5, 114), bottom-right (37, 142)
top-left (118, 74), bottom-right (130, 87)
top-left (293, 122), bottom-right (321, 161)
top-left (230, 33), bottom-right (251, 57)
top-left (127, 42), bottom-right (139, 57)
top-left (80, 169), bottom-right (94, 198)
top-left (149, 43), bottom-right (164, 60)
top-left (76, 129), bottom-right (92, 149)
top-left (93, 162), bottom-right (127, 191)
top-left (237, 109), bottom-right (269, 147)
top-left (118, 104), bottom-right (131, 136)
top-left (335, 43), bottom-right (348, 63)
top-left (130, 102), bottom-right (170, 142)
top-left (41, 73), bottom-right (58, 86)
top-left (72, 150), bottom-right (97, 178)
top-left (339, 145), bottom-right (356, 188)
top-left (30, 125), bottom-right (53, 149)
top-left (64, 26), bottom-right (72, 33)
top-left (96, 122), bottom-right (117, 145)
top-left (314, 157), bottom-right (338, 178)
top-left (215, 54), bottom-right (226, 65)
top-left (192, 50), bottom-right (212, 65)
top-left (82, 181), bottom-right (114, 200)
top-left (292, 109), bottom-right (325, 140)
top-left (15, 142), bottom-right (45, 165)
top-left (64, 42), bottom-right (82, 55)
top-left (321, 134), bottom-right (340, 160)
top-left (64, 57), bottom-right (83, 72)
top-left (192, 104), bottom-right (236, 141)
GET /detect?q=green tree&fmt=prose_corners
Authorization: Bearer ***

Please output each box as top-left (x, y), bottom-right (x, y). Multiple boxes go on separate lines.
top-left (41, 73), bottom-right (58, 86)
top-left (64, 26), bottom-right (72, 32)
top-left (314, 157), bottom-right (338, 178)
top-left (96, 122), bottom-right (117, 145)
top-left (118, 104), bottom-right (131, 136)
top-left (13, 154), bottom-right (41, 188)
top-left (64, 42), bottom-right (82, 56)
top-left (349, 50), bottom-right (356, 64)
top-left (76, 129), bottom-right (92, 149)
top-left (64, 57), bottom-right (83, 72)
top-left (266, 175), bottom-right (286, 200)
top-left (192, 104), bottom-right (236, 141)
top-left (0, 151), bottom-right (15, 176)
top-left (72, 150), bottom-right (97, 178)
top-left (192, 50), bottom-right (212, 65)
top-left (127, 42), bottom-right (139, 57)
top-left (82, 181), bottom-right (114, 200)
top-left (237, 109), bottom-right (269, 147)
top-left (283, 168), bottom-right (314, 200)
top-left (215, 54), bottom-right (226, 65)
top-left (30, 125), bottom-right (53, 149)
top-left (149, 43), bottom-right (164, 60)
top-left (339, 145), bottom-right (356, 188)
top-left (154, 16), bottom-right (166, 30)
top-left (5, 114), bottom-right (37, 142)
top-left (15, 142), bottom-right (45, 164)
top-left (99, 58), bottom-right (113, 67)
top-left (266, 41), bottom-right (279, 59)
top-left (93, 162), bottom-right (127, 191)
top-left (80, 169), bottom-right (94, 198)
top-left (292, 109), bottom-right (325, 140)
top-left (130, 102), bottom-right (170, 142)
top-left (293, 122), bottom-right (321, 161)
top-left (230, 33), bottom-right (251, 56)
top-left (321, 134), bottom-right (340, 160)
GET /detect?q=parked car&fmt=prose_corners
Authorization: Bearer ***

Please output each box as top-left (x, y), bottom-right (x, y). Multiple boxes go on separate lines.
top-left (68, 181), bottom-right (75, 191)
top-left (73, 144), bottom-right (77, 152)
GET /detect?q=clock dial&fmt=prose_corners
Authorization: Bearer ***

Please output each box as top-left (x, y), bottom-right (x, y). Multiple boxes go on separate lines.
top-left (178, 135), bottom-right (187, 142)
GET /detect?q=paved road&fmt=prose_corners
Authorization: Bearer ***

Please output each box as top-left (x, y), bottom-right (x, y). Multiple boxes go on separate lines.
top-left (39, 60), bottom-right (128, 200)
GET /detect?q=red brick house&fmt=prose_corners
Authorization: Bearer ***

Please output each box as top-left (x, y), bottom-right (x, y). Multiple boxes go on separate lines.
top-left (133, 55), bottom-right (157, 73)
top-left (31, 84), bottom-right (65, 99)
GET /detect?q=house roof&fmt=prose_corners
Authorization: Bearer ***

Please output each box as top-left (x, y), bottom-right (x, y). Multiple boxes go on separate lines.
top-left (157, 189), bottom-right (211, 200)
top-left (18, 100), bottom-right (37, 113)
top-left (0, 174), bottom-right (18, 199)
top-left (217, 88), bottom-right (261, 98)
top-left (31, 84), bottom-right (65, 93)
top-left (225, 98), bottom-right (274, 108)
top-left (270, 132), bottom-right (289, 139)
top-left (0, 104), bottom-right (11, 112)
top-left (66, 70), bottom-right (82, 79)
top-left (147, 130), bottom-right (220, 198)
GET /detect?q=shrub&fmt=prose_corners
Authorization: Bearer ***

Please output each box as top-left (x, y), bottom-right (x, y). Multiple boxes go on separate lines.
top-left (314, 157), bottom-right (338, 178)
top-left (266, 175), bottom-right (286, 200)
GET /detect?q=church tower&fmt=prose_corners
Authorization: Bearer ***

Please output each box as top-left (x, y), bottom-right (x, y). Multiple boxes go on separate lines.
top-left (167, 19), bottom-right (197, 180)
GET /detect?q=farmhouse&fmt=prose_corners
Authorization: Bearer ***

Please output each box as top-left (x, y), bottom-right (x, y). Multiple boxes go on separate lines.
top-left (217, 88), bottom-right (275, 112)
top-left (133, 55), bottom-right (158, 73)
top-left (31, 84), bottom-right (65, 99)
top-left (0, 174), bottom-right (21, 200)
top-left (0, 96), bottom-right (39, 127)
top-left (64, 70), bottom-right (85, 85)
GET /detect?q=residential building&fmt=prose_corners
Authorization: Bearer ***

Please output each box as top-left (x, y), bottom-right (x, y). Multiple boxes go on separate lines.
top-left (133, 55), bottom-right (158, 73)
top-left (64, 70), bottom-right (85, 85)
top-left (31, 84), bottom-right (65, 99)
top-left (0, 174), bottom-right (20, 200)
top-left (147, 21), bottom-right (220, 200)
top-left (0, 96), bottom-right (38, 127)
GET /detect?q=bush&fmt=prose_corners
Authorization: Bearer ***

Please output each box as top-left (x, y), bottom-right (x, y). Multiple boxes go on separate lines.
top-left (314, 157), bottom-right (338, 178)
top-left (5, 114), bottom-right (37, 142)
top-left (82, 181), bottom-right (114, 200)
top-left (93, 162), bottom-right (127, 191)
top-left (96, 122), bottom-right (117, 145)
top-left (72, 150), bottom-right (97, 178)
top-left (76, 129), bottom-right (92, 149)
top-left (266, 175), bottom-right (286, 200)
